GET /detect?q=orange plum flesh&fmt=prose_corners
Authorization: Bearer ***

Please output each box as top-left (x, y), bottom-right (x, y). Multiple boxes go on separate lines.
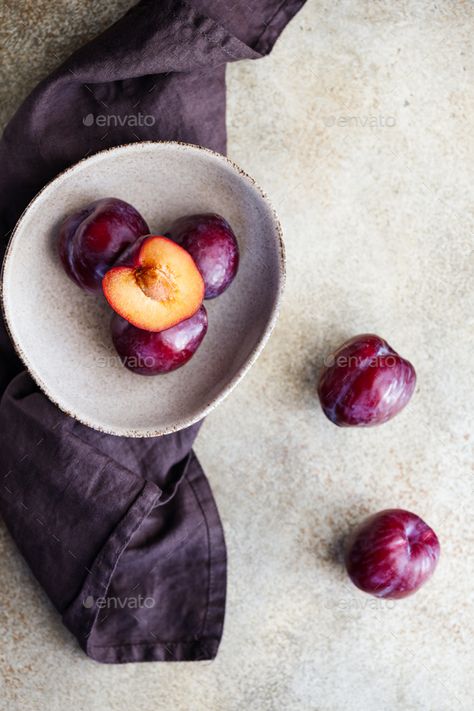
top-left (102, 236), bottom-right (205, 332)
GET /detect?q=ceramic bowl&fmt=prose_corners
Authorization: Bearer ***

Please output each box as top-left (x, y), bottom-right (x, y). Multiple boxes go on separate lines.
top-left (1, 142), bottom-right (284, 436)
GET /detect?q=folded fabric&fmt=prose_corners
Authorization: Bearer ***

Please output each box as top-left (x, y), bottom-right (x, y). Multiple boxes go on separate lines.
top-left (0, 0), bottom-right (305, 663)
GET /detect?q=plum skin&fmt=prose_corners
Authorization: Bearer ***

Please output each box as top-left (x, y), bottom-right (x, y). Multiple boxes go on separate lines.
top-left (167, 213), bottom-right (239, 299)
top-left (345, 509), bottom-right (440, 599)
top-left (59, 197), bottom-right (149, 292)
top-left (318, 334), bottom-right (416, 427)
top-left (111, 305), bottom-right (208, 375)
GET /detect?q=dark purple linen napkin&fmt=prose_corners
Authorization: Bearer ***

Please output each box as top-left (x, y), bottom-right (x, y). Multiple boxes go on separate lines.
top-left (0, 0), bottom-right (305, 663)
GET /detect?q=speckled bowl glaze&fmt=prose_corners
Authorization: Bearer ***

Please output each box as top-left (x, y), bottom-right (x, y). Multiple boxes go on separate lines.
top-left (1, 142), bottom-right (284, 437)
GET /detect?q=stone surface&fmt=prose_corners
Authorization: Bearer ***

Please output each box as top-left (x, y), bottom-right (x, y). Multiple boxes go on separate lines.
top-left (1, 1), bottom-right (473, 710)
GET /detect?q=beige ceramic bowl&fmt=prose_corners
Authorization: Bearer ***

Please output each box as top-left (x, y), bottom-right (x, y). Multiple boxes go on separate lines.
top-left (2, 142), bottom-right (284, 436)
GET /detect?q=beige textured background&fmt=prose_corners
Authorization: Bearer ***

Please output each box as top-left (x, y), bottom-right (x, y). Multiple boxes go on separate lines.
top-left (1, 1), bottom-right (473, 709)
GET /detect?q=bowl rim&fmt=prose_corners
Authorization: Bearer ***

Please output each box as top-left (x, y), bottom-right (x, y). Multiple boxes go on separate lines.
top-left (1, 140), bottom-right (285, 437)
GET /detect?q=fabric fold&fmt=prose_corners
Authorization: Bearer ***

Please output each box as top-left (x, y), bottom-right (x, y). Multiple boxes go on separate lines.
top-left (70, 453), bottom-right (227, 663)
top-left (0, 373), bottom-right (226, 663)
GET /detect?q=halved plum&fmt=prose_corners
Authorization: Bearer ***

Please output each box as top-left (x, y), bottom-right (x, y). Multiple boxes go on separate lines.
top-left (102, 235), bottom-right (205, 332)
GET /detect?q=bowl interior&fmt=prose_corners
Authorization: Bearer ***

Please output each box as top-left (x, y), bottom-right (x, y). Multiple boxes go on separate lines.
top-left (2, 142), bottom-right (283, 436)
